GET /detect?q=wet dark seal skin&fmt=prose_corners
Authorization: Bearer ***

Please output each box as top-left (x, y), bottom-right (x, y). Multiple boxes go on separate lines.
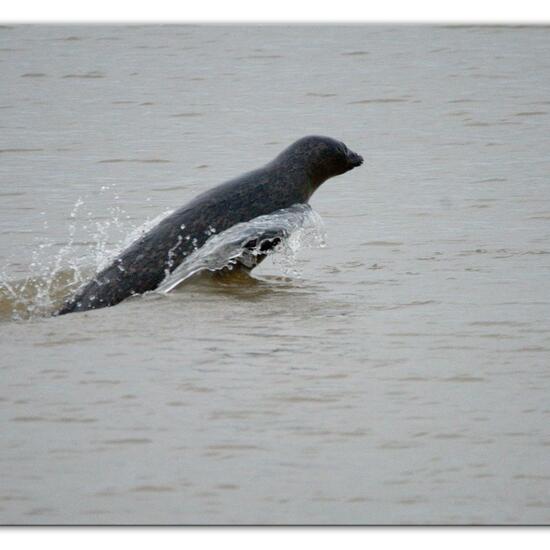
top-left (54, 136), bottom-right (363, 315)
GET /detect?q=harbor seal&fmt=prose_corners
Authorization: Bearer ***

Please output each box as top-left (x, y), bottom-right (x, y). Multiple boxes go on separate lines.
top-left (55, 135), bottom-right (363, 315)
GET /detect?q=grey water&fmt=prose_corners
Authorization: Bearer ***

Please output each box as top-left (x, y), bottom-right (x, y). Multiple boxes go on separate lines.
top-left (1, 24), bottom-right (550, 524)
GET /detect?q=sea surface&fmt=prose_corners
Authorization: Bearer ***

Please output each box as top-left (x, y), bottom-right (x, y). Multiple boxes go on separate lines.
top-left (1, 25), bottom-right (550, 524)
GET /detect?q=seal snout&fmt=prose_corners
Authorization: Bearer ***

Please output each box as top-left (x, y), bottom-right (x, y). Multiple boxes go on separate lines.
top-left (347, 150), bottom-right (364, 168)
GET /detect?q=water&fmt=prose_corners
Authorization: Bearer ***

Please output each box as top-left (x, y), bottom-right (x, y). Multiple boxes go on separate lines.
top-left (157, 204), bottom-right (325, 293)
top-left (1, 24), bottom-right (550, 524)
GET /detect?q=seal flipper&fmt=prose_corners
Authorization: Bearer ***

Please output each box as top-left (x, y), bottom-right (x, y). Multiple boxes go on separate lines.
top-left (236, 227), bottom-right (286, 269)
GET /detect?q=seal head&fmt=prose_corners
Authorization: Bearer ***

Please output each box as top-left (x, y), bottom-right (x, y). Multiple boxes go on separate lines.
top-left (273, 135), bottom-right (363, 192)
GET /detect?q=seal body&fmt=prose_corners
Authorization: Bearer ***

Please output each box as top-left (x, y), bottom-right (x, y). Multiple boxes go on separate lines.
top-left (55, 136), bottom-right (363, 315)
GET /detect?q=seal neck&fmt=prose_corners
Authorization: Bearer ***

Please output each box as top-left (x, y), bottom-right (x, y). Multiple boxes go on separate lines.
top-left (270, 151), bottom-right (330, 201)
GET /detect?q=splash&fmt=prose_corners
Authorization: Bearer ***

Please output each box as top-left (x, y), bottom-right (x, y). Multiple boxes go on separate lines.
top-left (0, 188), bottom-right (173, 321)
top-left (157, 204), bottom-right (326, 293)
top-left (0, 199), bottom-right (325, 321)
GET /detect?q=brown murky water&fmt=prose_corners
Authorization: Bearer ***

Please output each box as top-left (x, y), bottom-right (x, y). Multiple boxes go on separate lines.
top-left (1, 25), bottom-right (550, 524)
